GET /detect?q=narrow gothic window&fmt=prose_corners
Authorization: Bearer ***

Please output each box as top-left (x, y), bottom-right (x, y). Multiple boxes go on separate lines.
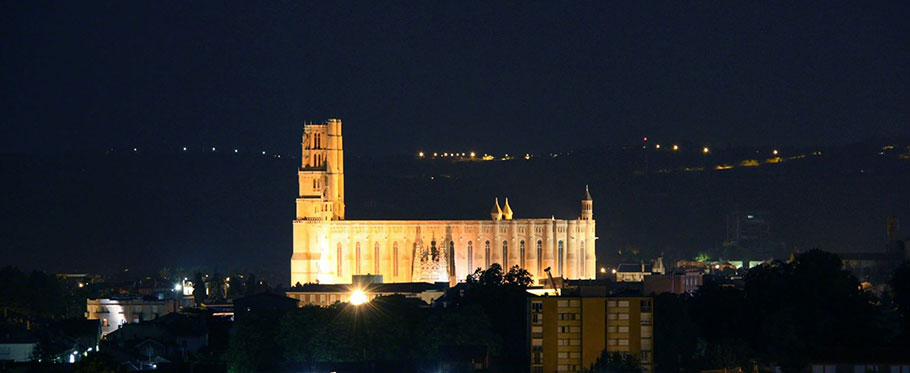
top-left (520, 240), bottom-right (526, 269)
top-left (355, 242), bottom-right (361, 275)
top-left (502, 241), bottom-right (509, 268)
top-left (558, 240), bottom-right (564, 276)
top-left (467, 241), bottom-right (474, 271)
top-left (393, 242), bottom-right (399, 276)
top-left (374, 242), bottom-right (380, 274)
top-left (580, 240), bottom-right (585, 277)
top-left (537, 240), bottom-right (543, 274)
top-left (337, 243), bottom-right (343, 277)
top-left (485, 241), bottom-right (491, 268)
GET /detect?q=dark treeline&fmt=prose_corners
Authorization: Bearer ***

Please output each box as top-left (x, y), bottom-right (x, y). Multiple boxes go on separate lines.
top-left (0, 266), bottom-right (67, 319)
top-left (654, 250), bottom-right (910, 372)
top-left (226, 264), bottom-right (531, 372)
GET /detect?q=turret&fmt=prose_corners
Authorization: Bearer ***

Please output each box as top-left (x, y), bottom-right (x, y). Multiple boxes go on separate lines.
top-left (491, 198), bottom-right (503, 221)
top-left (502, 198), bottom-right (513, 220)
top-left (581, 185), bottom-right (593, 220)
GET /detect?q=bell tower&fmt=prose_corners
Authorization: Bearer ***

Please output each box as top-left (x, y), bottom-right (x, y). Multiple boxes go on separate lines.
top-left (581, 185), bottom-right (593, 220)
top-left (296, 119), bottom-right (345, 221)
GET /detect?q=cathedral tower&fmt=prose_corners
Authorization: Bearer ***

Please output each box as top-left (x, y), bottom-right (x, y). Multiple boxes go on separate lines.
top-left (296, 119), bottom-right (345, 221)
top-left (581, 185), bottom-right (593, 220)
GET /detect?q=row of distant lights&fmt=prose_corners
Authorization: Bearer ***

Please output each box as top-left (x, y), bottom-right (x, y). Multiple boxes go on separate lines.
top-left (128, 147), bottom-right (282, 157)
top-left (418, 151), bottom-right (477, 158)
top-left (417, 151), bottom-right (533, 160)
top-left (648, 143), bottom-right (780, 156)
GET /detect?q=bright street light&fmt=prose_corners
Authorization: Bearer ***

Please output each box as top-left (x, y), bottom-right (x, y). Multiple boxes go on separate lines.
top-left (350, 289), bottom-right (368, 306)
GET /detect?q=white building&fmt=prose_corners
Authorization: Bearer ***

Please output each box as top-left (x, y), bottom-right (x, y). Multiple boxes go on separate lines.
top-left (86, 297), bottom-right (176, 336)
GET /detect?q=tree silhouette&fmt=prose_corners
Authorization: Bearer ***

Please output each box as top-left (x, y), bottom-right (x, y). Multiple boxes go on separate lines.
top-left (192, 272), bottom-right (206, 306)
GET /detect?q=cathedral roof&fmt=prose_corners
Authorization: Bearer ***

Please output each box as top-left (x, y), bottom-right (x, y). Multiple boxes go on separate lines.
top-left (583, 185), bottom-right (593, 201)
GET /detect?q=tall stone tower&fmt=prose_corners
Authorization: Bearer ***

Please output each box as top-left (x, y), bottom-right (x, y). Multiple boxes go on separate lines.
top-left (581, 185), bottom-right (593, 220)
top-left (296, 119), bottom-right (345, 221)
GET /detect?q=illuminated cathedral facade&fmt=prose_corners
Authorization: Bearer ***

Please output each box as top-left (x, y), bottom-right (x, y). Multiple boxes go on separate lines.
top-left (290, 119), bottom-right (596, 285)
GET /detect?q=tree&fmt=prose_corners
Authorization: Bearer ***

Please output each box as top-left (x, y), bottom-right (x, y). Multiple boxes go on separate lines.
top-left (585, 351), bottom-right (639, 373)
top-left (192, 272), bottom-right (206, 306)
top-left (653, 293), bottom-right (698, 372)
top-left (74, 352), bottom-right (121, 373)
top-left (892, 261), bottom-right (910, 332)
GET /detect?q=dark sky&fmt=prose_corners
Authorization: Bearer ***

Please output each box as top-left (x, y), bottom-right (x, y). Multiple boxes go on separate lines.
top-left (2, 2), bottom-right (908, 157)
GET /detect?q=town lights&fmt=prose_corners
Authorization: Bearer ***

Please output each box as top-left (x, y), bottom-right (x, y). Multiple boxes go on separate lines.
top-left (703, 147), bottom-right (710, 154)
top-left (672, 144), bottom-right (679, 151)
top-left (773, 149), bottom-right (779, 155)
top-left (350, 289), bottom-right (368, 306)
top-left (470, 152), bottom-right (475, 157)
top-left (611, 269), bottom-right (617, 274)
top-left (418, 152), bottom-right (424, 157)
top-left (600, 267), bottom-right (607, 274)
top-left (174, 284), bottom-right (182, 291)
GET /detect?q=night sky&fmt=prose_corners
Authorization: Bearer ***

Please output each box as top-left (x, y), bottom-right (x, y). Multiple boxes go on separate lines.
top-left (3, 2), bottom-right (908, 157)
top-left (2, 2), bottom-right (909, 281)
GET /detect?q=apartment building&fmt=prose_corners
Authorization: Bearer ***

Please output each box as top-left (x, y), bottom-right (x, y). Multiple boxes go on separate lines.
top-left (529, 296), bottom-right (654, 372)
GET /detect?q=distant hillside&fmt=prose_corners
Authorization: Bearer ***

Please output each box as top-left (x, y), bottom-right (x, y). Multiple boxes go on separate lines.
top-left (2, 142), bottom-right (908, 285)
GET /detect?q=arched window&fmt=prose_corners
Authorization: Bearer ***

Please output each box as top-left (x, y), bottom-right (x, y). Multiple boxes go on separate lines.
top-left (520, 240), bottom-right (526, 269)
top-left (374, 242), bottom-right (381, 274)
top-left (449, 241), bottom-right (455, 262)
top-left (502, 240), bottom-right (509, 268)
top-left (467, 241), bottom-right (474, 271)
top-left (485, 241), bottom-right (491, 268)
top-left (558, 240), bottom-right (564, 276)
top-left (393, 242), bottom-right (399, 276)
top-left (536, 240), bottom-right (543, 274)
top-left (337, 243), bottom-right (343, 277)
top-left (579, 240), bottom-right (585, 277)
top-left (355, 242), bottom-right (361, 275)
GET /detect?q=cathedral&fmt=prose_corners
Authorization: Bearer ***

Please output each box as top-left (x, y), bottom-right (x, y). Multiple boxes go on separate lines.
top-left (290, 119), bottom-right (596, 286)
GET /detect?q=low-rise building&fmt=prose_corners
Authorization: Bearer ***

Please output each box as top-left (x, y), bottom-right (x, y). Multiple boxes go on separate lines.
top-left (615, 258), bottom-right (665, 283)
top-left (286, 282), bottom-right (447, 307)
top-left (86, 297), bottom-right (177, 336)
top-left (529, 295), bottom-right (654, 372)
top-left (643, 271), bottom-right (703, 295)
top-left (0, 334), bottom-right (38, 362)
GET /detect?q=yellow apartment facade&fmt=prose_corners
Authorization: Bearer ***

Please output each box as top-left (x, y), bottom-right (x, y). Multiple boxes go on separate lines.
top-left (529, 296), bottom-right (654, 372)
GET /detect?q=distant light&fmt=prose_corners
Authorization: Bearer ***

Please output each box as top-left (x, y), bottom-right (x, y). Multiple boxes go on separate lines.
top-left (703, 147), bottom-right (710, 154)
top-left (234, 149), bottom-right (238, 153)
top-left (715, 264), bottom-right (720, 269)
top-left (643, 137), bottom-right (648, 142)
top-left (433, 152), bottom-right (438, 157)
top-left (672, 145), bottom-right (679, 151)
top-left (182, 147), bottom-right (187, 151)
top-left (772, 149), bottom-right (779, 155)
top-left (174, 284), bottom-right (182, 291)
top-left (655, 144), bottom-right (660, 149)
top-left (470, 152), bottom-right (475, 157)
top-left (133, 148), bottom-right (137, 152)
top-left (212, 147), bottom-right (216, 152)
top-left (418, 152), bottom-right (424, 157)
top-left (262, 151), bottom-right (266, 155)
top-left (350, 289), bottom-right (368, 306)
top-left (611, 269), bottom-right (617, 274)
top-left (78, 283), bottom-right (84, 288)
top-left (443, 152), bottom-right (448, 157)
top-left (600, 267), bottom-right (606, 274)
top-left (225, 277), bottom-right (230, 282)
